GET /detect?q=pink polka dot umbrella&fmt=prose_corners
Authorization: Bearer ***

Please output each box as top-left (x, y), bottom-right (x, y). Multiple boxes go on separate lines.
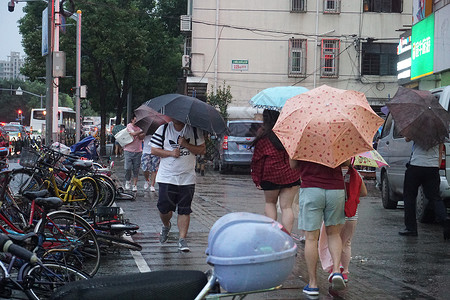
top-left (273, 85), bottom-right (384, 168)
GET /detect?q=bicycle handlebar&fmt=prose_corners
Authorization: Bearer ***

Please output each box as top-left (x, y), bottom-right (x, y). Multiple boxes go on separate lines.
top-left (0, 233), bottom-right (40, 264)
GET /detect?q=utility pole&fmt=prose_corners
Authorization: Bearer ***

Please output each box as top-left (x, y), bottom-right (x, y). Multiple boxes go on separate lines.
top-left (45, 0), bottom-right (54, 146)
top-left (52, 0), bottom-right (60, 144)
top-left (75, 10), bottom-right (82, 143)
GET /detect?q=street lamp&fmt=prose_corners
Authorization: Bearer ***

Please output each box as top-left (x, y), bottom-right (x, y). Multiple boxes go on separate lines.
top-left (15, 87), bottom-right (45, 108)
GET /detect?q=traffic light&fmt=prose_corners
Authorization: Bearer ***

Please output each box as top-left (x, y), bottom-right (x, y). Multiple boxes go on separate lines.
top-left (8, 1), bottom-right (15, 12)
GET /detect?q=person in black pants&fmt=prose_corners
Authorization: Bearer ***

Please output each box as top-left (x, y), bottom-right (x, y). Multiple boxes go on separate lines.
top-left (399, 140), bottom-right (450, 239)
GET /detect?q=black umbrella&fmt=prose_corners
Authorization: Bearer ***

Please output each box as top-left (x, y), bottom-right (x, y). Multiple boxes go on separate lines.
top-left (144, 94), bottom-right (228, 135)
top-left (134, 105), bottom-right (171, 135)
top-left (386, 87), bottom-right (450, 149)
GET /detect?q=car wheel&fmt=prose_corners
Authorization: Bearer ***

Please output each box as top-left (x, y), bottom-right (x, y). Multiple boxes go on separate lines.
top-left (416, 186), bottom-right (435, 223)
top-left (381, 174), bottom-right (398, 209)
top-left (219, 164), bottom-right (231, 174)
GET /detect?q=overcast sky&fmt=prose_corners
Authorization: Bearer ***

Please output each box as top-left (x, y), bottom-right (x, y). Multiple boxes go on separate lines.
top-left (0, 3), bottom-right (26, 59)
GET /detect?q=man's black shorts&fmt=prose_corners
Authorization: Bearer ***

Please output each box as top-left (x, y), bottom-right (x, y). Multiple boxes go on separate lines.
top-left (157, 183), bottom-right (195, 215)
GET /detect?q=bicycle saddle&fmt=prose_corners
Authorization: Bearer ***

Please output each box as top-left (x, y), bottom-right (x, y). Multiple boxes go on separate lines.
top-left (23, 190), bottom-right (48, 200)
top-left (35, 197), bottom-right (63, 210)
top-left (72, 160), bottom-right (93, 170)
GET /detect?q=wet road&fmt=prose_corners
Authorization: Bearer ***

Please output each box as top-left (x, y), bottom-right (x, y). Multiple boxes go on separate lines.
top-left (8, 158), bottom-right (450, 299)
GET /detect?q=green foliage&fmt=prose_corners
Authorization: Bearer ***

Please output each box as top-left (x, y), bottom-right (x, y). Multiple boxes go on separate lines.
top-left (207, 82), bottom-right (233, 120)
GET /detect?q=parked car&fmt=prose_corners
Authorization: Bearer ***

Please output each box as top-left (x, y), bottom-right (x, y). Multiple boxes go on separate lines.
top-left (376, 85), bottom-right (450, 223)
top-left (216, 120), bottom-right (263, 172)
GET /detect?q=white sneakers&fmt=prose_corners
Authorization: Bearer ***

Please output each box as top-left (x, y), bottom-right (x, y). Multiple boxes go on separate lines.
top-left (150, 186), bottom-right (156, 192)
top-left (132, 185), bottom-right (137, 192)
top-left (144, 182), bottom-right (149, 190)
top-left (125, 181), bottom-right (131, 190)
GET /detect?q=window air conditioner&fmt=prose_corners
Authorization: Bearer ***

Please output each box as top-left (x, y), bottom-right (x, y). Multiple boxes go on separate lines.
top-left (180, 15), bottom-right (192, 32)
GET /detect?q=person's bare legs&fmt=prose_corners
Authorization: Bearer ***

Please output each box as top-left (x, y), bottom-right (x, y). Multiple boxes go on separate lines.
top-left (340, 220), bottom-right (357, 274)
top-left (325, 224), bottom-right (344, 274)
top-left (278, 186), bottom-right (299, 233)
top-left (263, 189), bottom-right (280, 221)
top-left (150, 170), bottom-right (158, 187)
top-left (160, 211), bottom-right (173, 227)
top-left (304, 229), bottom-right (320, 288)
top-left (143, 170), bottom-right (150, 183)
top-left (177, 214), bottom-right (190, 239)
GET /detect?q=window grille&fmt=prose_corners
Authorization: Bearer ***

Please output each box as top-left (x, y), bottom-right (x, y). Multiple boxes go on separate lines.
top-left (291, 0), bottom-right (306, 12)
top-left (320, 39), bottom-right (340, 78)
top-left (288, 39), bottom-right (307, 77)
top-left (324, 0), bottom-right (341, 13)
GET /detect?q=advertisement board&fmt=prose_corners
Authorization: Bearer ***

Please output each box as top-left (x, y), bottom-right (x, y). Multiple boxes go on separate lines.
top-left (434, 5), bottom-right (450, 73)
top-left (411, 14), bottom-right (434, 80)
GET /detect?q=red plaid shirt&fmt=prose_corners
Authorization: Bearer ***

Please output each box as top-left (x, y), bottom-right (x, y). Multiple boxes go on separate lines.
top-left (251, 137), bottom-right (301, 186)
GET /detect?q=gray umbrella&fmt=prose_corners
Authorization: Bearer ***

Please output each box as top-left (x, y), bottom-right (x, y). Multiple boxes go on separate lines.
top-left (144, 94), bottom-right (228, 135)
top-left (386, 87), bottom-right (450, 149)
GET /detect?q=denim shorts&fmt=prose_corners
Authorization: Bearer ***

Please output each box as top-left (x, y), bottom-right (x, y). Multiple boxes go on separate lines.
top-left (157, 183), bottom-right (195, 215)
top-left (298, 187), bottom-right (345, 231)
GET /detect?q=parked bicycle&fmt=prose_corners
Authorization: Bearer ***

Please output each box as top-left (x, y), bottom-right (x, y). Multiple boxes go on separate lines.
top-left (0, 232), bottom-right (89, 300)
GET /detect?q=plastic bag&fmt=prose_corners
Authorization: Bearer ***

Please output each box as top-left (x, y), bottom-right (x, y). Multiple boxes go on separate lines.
top-left (114, 128), bottom-right (133, 147)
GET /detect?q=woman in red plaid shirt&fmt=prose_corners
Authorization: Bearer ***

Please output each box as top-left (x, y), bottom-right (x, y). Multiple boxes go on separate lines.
top-left (251, 109), bottom-right (301, 234)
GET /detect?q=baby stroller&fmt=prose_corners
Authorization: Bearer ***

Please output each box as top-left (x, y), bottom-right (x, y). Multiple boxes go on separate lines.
top-left (70, 136), bottom-right (99, 161)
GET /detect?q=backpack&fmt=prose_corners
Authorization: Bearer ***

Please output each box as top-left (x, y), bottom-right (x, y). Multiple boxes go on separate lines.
top-left (344, 166), bottom-right (362, 218)
top-left (161, 123), bottom-right (198, 150)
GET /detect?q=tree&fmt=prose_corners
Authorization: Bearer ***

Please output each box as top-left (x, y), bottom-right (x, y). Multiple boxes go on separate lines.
top-left (19, 0), bottom-right (186, 153)
top-left (207, 82), bottom-right (233, 120)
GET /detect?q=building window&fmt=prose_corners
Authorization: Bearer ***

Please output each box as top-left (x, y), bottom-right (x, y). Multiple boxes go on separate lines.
top-left (363, 0), bottom-right (402, 13)
top-left (320, 39), bottom-right (340, 78)
top-left (361, 43), bottom-right (397, 75)
top-left (324, 0), bottom-right (341, 13)
top-left (288, 39), bottom-right (307, 77)
top-left (291, 0), bottom-right (306, 12)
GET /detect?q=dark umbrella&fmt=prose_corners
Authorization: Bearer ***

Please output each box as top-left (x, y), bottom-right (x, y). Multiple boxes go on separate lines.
top-left (134, 105), bottom-right (171, 135)
top-left (143, 94), bottom-right (228, 135)
top-left (386, 87), bottom-right (450, 149)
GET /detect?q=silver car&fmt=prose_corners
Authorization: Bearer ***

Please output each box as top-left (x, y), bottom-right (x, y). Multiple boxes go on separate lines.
top-left (376, 85), bottom-right (450, 222)
top-left (217, 120), bottom-right (262, 172)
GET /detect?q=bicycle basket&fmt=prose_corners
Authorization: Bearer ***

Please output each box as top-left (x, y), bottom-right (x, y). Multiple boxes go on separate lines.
top-left (94, 206), bottom-right (122, 222)
top-left (19, 148), bottom-right (40, 168)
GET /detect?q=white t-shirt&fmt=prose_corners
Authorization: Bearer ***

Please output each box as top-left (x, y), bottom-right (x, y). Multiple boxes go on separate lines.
top-left (142, 135), bottom-right (152, 154)
top-left (151, 122), bottom-right (205, 185)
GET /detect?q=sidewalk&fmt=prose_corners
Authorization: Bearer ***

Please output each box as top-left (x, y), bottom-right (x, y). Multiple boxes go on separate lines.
top-left (106, 157), bottom-right (399, 300)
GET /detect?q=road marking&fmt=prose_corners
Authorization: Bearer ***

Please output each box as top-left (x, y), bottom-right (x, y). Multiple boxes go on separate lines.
top-left (123, 235), bottom-right (151, 273)
top-left (112, 203), bottom-right (151, 273)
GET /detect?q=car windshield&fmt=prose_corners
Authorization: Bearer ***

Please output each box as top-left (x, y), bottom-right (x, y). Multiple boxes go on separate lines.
top-left (228, 122), bottom-right (262, 137)
top-left (3, 126), bottom-right (20, 132)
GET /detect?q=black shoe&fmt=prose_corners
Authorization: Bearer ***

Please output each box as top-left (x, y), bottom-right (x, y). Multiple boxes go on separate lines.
top-left (399, 229), bottom-right (418, 236)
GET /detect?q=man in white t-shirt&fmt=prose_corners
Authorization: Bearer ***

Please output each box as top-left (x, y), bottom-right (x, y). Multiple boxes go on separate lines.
top-left (150, 119), bottom-right (206, 252)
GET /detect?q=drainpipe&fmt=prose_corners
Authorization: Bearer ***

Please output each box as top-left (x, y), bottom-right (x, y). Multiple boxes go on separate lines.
top-left (214, 0), bottom-right (219, 94)
top-left (313, 0), bottom-right (319, 88)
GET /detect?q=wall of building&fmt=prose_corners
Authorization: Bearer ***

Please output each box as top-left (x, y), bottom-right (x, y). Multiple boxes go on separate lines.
top-left (0, 51), bottom-right (26, 81)
top-left (189, 0), bottom-right (412, 111)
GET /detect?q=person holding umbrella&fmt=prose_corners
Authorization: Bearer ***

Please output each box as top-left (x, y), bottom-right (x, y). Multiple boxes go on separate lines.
top-left (123, 115), bottom-right (145, 192)
top-left (250, 109), bottom-right (301, 234)
top-left (386, 87), bottom-right (450, 239)
top-left (150, 119), bottom-right (206, 252)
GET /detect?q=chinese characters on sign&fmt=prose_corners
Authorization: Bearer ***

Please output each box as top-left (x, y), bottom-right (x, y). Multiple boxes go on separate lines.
top-left (231, 60), bottom-right (249, 71)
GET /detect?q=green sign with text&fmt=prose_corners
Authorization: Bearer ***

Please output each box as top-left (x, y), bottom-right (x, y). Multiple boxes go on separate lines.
top-left (411, 14), bottom-right (434, 80)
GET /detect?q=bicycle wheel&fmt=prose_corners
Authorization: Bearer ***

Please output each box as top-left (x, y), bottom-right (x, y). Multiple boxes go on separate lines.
top-left (0, 188), bottom-right (28, 232)
top-left (23, 261), bottom-right (89, 300)
top-left (93, 175), bottom-right (116, 207)
top-left (71, 177), bottom-right (99, 214)
top-left (96, 233), bottom-right (142, 251)
top-left (9, 168), bottom-right (43, 197)
top-left (35, 211), bottom-right (101, 277)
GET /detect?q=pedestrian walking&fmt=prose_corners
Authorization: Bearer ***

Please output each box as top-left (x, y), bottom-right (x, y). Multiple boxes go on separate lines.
top-left (141, 135), bottom-right (160, 192)
top-left (319, 159), bottom-right (368, 284)
top-left (151, 119), bottom-right (206, 252)
top-left (399, 140), bottom-right (450, 239)
top-left (123, 115), bottom-right (145, 192)
top-left (250, 109), bottom-right (301, 234)
top-left (290, 159), bottom-right (347, 295)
